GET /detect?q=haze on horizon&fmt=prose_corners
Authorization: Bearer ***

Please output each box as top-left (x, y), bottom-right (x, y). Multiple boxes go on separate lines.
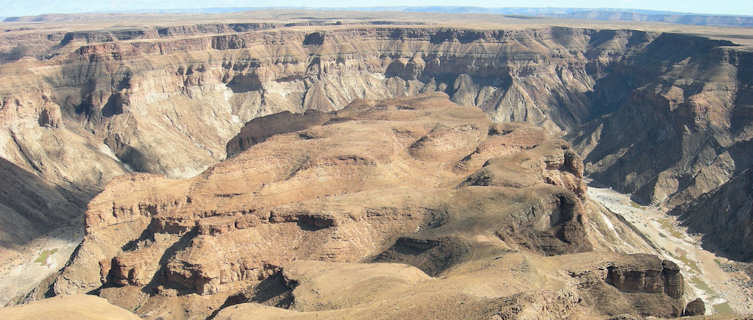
top-left (0, 0), bottom-right (752, 18)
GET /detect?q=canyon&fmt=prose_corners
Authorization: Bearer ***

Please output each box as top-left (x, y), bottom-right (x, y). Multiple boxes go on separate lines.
top-left (0, 9), bottom-right (752, 319)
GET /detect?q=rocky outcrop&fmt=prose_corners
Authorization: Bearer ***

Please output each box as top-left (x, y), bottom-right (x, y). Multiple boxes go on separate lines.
top-left (605, 255), bottom-right (684, 299)
top-left (566, 254), bottom-right (687, 318)
top-left (42, 94), bottom-right (602, 319)
top-left (37, 104), bottom-right (62, 128)
top-left (601, 255), bottom-right (684, 317)
top-left (683, 298), bottom-right (706, 316)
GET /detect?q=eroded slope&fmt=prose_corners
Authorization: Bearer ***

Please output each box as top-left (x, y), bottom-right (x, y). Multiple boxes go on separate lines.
top-left (41, 94), bottom-right (695, 319)
top-left (1, 21), bottom-right (752, 264)
top-left (1, 14), bottom-right (752, 315)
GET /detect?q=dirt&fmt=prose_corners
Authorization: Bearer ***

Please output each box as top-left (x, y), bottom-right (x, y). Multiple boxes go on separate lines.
top-left (0, 294), bottom-right (140, 320)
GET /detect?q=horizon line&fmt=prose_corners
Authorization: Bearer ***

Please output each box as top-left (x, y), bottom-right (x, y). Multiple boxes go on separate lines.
top-left (3, 6), bottom-right (753, 19)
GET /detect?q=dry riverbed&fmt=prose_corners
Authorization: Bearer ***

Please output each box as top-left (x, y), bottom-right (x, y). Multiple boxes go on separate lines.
top-left (0, 226), bottom-right (83, 306)
top-left (588, 186), bottom-right (753, 316)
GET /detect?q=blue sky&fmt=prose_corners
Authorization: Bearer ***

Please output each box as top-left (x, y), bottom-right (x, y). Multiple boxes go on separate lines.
top-left (1, 0), bottom-right (752, 17)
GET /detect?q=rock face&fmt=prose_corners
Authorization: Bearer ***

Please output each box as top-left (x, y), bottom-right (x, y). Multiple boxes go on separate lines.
top-left (605, 255), bottom-right (684, 299)
top-left (684, 298), bottom-right (706, 316)
top-left (670, 168), bottom-right (753, 261)
top-left (568, 254), bottom-right (686, 318)
top-left (34, 94), bottom-right (681, 319)
top-left (1, 15), bottom-right (752, 269)
top-left (573, 33), bottom-right (753, 210)
top-left (2, 12), bottom-right (751, 317)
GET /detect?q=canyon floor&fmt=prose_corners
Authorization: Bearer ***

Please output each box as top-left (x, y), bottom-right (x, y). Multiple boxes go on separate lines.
top-left (0, 225), bottom-right (83, 306)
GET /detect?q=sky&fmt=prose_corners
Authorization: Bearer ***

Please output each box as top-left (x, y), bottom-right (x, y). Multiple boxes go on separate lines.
top-left (1, 0), bottom-right (752, 17)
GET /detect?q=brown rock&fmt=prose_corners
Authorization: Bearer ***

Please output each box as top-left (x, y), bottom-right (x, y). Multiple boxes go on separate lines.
top-left (0, 294), bottom-right (140, 320)
top-left (661, 259), bottom-right (684, 299)
top-left (600, 254), bottom-right (685, 317)
top-left (37, 104), bottom-right (62, 128)
top-left (605, 254), bottom-right (683, 299)
top-left (49, 94), bottom-right (595, 319)
top-left (1, 14), bottom-right (750, 319)
top-left (683, 298), bottom-right (706, 316)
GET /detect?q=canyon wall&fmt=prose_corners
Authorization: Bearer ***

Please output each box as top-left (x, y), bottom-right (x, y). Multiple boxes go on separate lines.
top-left (1, 20), bottom-right (752, 272)
top-left (670, 168), bottom-right (753, 261)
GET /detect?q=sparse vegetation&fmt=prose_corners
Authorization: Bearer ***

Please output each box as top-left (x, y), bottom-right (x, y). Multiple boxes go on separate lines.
top-left (713, 302), bottom-right (734, 314)
top-left (690, 277), bottom-right (715, 296)
top-left (658, 218), bottom-right (684, 239)
top-left (34, 248), bottom-right (58, 265)
top-left (674, 249), bottom-right (702, 274)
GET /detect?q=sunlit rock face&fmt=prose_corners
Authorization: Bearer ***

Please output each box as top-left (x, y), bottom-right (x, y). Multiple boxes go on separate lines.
top-left (46, 94), bottom-right (684, 319)
top-left (2, 23), bottom-right (750, 211)
top-left (1, 16), bottom-right (752, 318)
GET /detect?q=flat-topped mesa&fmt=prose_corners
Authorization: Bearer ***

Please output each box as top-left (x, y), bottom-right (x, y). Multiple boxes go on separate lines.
top-left (48, 94), bottom-right (598, 318)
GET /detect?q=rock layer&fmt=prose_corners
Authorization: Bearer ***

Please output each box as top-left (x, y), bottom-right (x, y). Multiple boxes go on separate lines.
top-left (605, 254), bottom-right (684, 299)
top-left (35, 94), bottom-right (693, 319)
top-left (2, 18), bottom-right (753, 264)
top-left (0, 13), bottom-right (750, 317)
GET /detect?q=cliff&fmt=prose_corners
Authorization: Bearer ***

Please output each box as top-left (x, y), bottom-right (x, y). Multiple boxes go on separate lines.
top-left (42, 94), bottom-right (688, 319)
top-left (2, 21), bottom-right (750, 209)
top-left (2, 21), bottom-right (750, 210)
top-left (0, 13), bottom-right (752, 316)
top-left (670, 168), bottom-right (753, 261)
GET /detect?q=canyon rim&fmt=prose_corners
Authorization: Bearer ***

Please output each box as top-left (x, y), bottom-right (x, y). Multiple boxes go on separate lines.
top-left (0, 8), bottom-right (752, 320)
